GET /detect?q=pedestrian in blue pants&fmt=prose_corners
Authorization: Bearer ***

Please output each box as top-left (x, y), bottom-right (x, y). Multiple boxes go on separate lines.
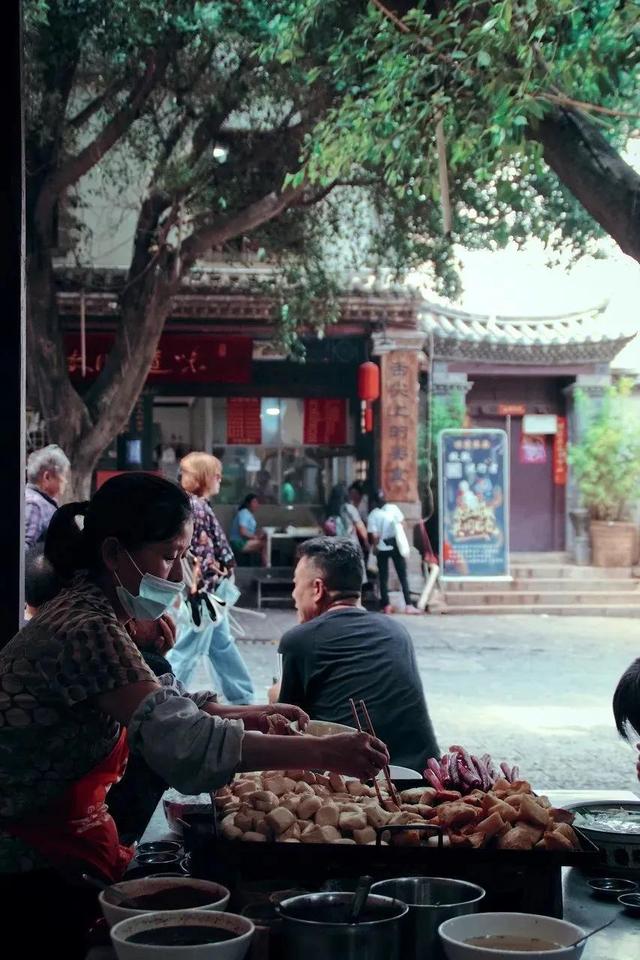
top-left (169, 606), bottom-right (254, 704)
top-left (173, 451), bottom-right (255, 704)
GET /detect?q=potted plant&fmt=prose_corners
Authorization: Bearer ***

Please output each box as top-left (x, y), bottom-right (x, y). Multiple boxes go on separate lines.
top-left (568, 379), bottom-right (640, 567)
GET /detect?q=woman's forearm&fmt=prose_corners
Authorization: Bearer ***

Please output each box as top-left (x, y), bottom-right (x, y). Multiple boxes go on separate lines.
top-left (238, 732), bottom-right (326, 772)
top-left (205, 703), bottom-right (260, 720)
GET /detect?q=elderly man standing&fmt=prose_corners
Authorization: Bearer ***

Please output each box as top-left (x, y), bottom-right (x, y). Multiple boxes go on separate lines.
top-left (24, 444), bottom-right (70, 549)
top-left (278, 537), bottom-right (440, 773)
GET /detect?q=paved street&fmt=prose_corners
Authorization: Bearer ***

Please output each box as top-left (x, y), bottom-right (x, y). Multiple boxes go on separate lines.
top-left (193, 610), bottom-right (640, 794)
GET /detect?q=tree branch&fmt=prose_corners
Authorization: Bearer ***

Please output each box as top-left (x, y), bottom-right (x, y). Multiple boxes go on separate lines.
top-left (180, 185), bottom-right (307, 265)
top-left (35, 52), bottom-right (169, 231)
top-left (67, 75), bottom-right (130, 129)
top-left (372, 0), bottom-right (411, 33)
top-left (539, 92), bottom-right (640, 122)
top-left (532, 106), bottom-right (640, 263)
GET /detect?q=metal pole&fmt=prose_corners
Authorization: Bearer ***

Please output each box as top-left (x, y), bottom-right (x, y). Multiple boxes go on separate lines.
top-left (0, 0), bottom-right (25, 645)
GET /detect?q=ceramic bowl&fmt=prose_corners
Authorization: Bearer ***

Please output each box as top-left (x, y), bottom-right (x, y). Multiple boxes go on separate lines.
top-left (100, 877), bottom-right (229, 927)
top-left (439, 911), bottom-right (586, 960)
top-left (111, 910), bottom-right (253, 960)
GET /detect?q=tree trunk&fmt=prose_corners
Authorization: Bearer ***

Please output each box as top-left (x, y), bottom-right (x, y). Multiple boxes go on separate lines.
top-left (531, 107), bottom-right (640, 264)
top-left (27, 188), bottom-right (176, 498)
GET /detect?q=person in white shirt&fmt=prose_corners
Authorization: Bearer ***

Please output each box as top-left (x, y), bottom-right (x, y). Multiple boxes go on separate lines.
top-left (367, 489), bottom-right (420, 615)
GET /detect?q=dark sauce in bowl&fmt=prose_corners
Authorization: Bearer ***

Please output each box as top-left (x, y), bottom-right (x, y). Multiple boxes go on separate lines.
top-left (126, 926), bottom-right (237, 946)
top-left (120, 888), bottom-right (219, 911)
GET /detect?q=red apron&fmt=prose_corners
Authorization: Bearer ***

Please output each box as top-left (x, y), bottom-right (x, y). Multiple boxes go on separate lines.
top-left (9, 728), bottom-right (134, 883)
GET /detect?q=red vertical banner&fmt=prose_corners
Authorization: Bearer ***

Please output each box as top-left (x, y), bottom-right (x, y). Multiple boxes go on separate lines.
top-left (303, 398), bottom-right (347, 445)
top-left (227, 397), bottom-right (262, 444)
top-left (379, 351), bottom-right (419, 503)
top-left (553, 416), bottom-right (568, 485)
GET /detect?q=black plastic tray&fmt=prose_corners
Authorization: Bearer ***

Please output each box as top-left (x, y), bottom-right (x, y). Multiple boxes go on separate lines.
top-left (185, 779), bottom-right (599, 917)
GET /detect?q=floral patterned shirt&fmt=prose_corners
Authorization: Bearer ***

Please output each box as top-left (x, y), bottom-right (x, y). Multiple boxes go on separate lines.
top-left (0, 574), bottom-right (155, 873)
top-left (188, 494), bottom-right (235, 591)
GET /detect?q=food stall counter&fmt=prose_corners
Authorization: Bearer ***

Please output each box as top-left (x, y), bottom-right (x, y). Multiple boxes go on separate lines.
top-left (118, 789), bottom-right (640, 959)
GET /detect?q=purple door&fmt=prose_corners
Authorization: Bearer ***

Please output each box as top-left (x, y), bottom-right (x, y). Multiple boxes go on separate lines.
top-left (466, 376), bottom-right (566, 552)
top-left (509, 418), bottom-right (556, 551)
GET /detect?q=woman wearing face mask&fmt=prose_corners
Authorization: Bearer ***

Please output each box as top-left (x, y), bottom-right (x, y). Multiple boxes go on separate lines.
top-left (170, 452), bottom-right (254, 704)
top-left (0, 473), bottom-right (388, 957)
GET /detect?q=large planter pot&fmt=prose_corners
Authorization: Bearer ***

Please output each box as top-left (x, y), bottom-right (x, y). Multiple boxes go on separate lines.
top-left (590, 520), bottom-right (639, 567)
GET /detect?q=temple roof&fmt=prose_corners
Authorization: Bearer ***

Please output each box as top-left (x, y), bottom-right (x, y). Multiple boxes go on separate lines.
top-left (420, 300), bottom-right (635, 364)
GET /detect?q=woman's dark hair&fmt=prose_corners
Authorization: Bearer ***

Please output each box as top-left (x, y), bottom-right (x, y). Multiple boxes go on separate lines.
top-left (25, 544), bottom-right (61, 608)
top-left (297, 536), bottom-right (363, 595)
top-left (45, 473), bottom-right (192, 579)
top-left (326, 482), bottom-right (348, 519)
top-left (239, 493), bottom-right (258, 511)
top-left (613, 657), bottom-right (640, 741)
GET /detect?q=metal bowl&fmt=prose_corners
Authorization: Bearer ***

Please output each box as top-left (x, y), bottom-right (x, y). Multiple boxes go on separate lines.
top-left (587, 877), bottom-right (637, 899)
top-left (564, 801), bottom-right (640, 876)
top-left (163, 791), bottom-right (211, 835)
top-left (618, 892), bottom-right (640, 917)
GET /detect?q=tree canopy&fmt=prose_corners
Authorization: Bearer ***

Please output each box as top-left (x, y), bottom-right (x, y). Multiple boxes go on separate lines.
top-left (24, 0), bottom-right (640, 491)
top-left (268, 0), bottom-right (640, 262)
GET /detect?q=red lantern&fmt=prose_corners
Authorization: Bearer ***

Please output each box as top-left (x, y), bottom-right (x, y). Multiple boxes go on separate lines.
top-left (358, 361), bottom-right (380, 433)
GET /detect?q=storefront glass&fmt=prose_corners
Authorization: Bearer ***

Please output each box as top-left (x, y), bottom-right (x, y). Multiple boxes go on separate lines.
top-left (153, 397), bottom-right (355, 505)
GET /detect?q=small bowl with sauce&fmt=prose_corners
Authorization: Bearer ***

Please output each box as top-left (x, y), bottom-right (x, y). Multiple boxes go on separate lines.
top-left (439, 912), bottom-right (587, 959)
top-left (100, 877), bottom-right (230, 927)
top-left (110, 910), bottom-right (254, 960)
top-left (618, 892), bottom-right (640, 917)
top-left (588, 877), bottom-right (637, 900)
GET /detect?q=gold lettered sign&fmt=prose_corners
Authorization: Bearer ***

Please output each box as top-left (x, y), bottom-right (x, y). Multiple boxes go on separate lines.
top-left (380, 350), bottom-right (419, 503)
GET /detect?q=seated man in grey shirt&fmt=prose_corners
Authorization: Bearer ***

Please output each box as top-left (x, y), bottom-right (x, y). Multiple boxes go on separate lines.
top-left (279, 537), bottom-right (440, 773)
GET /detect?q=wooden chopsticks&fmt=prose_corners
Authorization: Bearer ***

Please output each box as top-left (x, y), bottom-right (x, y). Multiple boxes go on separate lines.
top-left (349, 697), bottom-right (401, 807)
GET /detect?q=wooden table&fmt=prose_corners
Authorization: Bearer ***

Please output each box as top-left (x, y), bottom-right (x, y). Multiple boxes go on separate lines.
top-left (264, 528), bottom-right (321, 568)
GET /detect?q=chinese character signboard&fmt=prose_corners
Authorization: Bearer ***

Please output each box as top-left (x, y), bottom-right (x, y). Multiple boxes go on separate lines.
top-left (227, 397), bottom-right (262, 445)
top-left (65, 333), bottom-right (252, 384)
top-left (380, 351), bottom-right (418, 503)
top-left (553, 415), bottom-right (568, 486)
top-left (303, 398), bottom-right (347, 445)
top-left (439, 429), bottom-right (510, 579)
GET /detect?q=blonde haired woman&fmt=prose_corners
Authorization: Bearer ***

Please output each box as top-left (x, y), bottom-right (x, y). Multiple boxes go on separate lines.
top-left (169, 452), bottom-right (255, 703)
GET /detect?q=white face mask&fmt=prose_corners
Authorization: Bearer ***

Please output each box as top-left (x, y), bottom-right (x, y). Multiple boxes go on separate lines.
top-left (115, 549), bottom-right (185, 621)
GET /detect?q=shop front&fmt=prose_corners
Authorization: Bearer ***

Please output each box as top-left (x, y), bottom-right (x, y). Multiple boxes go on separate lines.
top-left (421, 301), bottom-right (634, 557)
top-left (56, 266), bottom-right (424, 548)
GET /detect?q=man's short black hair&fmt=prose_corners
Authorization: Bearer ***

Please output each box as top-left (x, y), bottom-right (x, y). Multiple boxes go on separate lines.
top-left (25, 544), bottom-right (60, 609)
top-left (613, 657), bottom-right (640, 740)
top-left (297, 536), bottom-right (363, 595)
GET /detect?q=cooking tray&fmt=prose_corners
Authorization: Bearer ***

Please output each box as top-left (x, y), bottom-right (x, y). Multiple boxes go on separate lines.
top-left (562, 800), bottom-right (640, 877)
top-left (183, 779), bottom-right (599, 917)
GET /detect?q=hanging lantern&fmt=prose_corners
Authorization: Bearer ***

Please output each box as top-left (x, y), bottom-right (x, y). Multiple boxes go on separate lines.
top-left (357, 361), bottom-right (380, 433)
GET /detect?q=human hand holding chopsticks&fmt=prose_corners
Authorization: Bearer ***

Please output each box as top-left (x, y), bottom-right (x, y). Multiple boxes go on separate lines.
top-left (321, 732), bottom-right (390, 781)
top-left (349, 697), bottom-right (401, 806)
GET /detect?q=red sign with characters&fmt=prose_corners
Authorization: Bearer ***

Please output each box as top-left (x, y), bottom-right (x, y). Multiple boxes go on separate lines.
top-left (65, 332), bottom-right (252, 384)
top-left (553, 415), bottom-right (568, 486)
top-left (227, 397), bottom-right (262, 445)
top-left (303, 398), bottom-right (347, 445)
top-left (498, 403), bottom-right (526, 417)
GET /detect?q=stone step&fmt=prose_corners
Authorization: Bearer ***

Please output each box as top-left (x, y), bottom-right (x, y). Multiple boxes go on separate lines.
top-left (510, 552), bottom-right (569, 563)
top-left (444, 578), bottom-right (640, 593)
top-left (508, 564), bottom-right (634, 580)
top-left (437, 603), bottom-right (640, 617)
top-left (444, 590), bottom-right (640, 607)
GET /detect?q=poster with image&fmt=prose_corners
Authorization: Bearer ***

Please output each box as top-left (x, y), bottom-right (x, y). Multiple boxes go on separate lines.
top-left (438, 429), bottom-right (510, 579)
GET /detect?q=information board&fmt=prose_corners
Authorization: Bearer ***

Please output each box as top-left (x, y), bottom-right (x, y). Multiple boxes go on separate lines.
top-left (303, 398), bottom-right (347, 445)
top-left (227, 397), bottom-right (262, 445)
top-left (439, 429), bottom-right (510, 579)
